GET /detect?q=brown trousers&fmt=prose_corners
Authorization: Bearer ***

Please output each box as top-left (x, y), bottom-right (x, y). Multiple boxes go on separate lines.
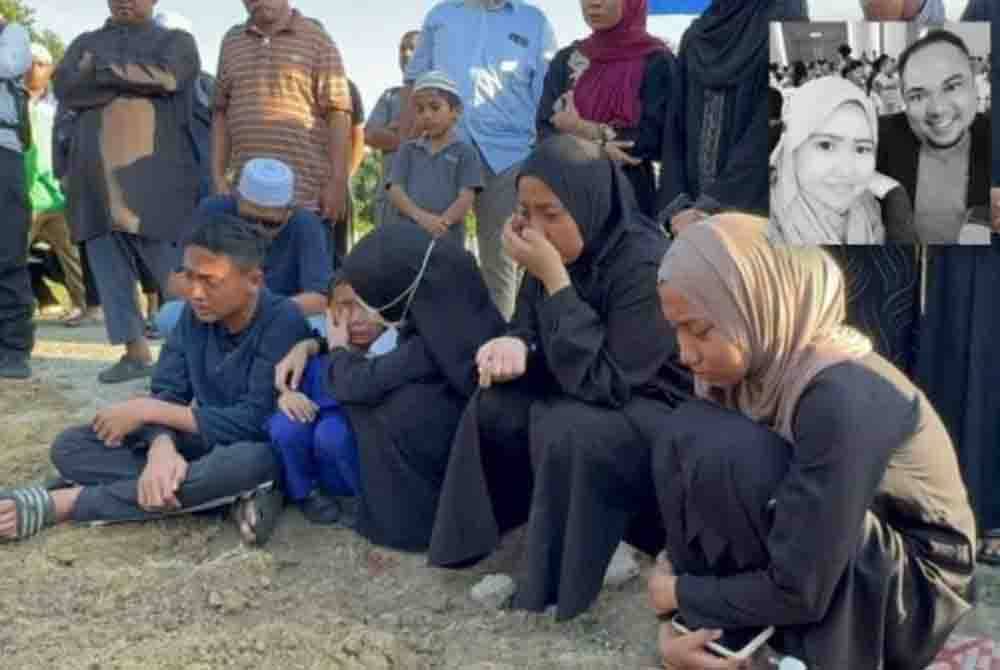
top-left (29, 211), bottom-right (86, 309)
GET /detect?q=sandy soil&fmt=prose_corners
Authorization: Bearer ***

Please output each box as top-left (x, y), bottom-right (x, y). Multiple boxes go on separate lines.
top-left (1, 319), bottom-right (997, 669)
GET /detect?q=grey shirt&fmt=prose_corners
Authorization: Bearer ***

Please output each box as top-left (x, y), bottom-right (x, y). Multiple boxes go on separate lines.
top-left (914, 132), bottom-right (970, 243)
top-left (0, 22), bottom-right (32, 154)
top-left (387, 136), bottom-right (484, 241)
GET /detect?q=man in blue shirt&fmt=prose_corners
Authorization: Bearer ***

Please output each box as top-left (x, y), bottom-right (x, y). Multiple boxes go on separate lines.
top-left (402, 0), bottom-right (556, 320)
top-left (156, 158), bottom-right (333, 337)
top-left (0, 214), bottom-right (311, 546)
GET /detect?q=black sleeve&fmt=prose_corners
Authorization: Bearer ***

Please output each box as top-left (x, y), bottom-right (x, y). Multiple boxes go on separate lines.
top-left (632, 52), bottom-right (678, 162)
top-left (93, 31), bottom-right (200, 97)
top-left (533, 251), bottom-right (674, 408)
top-left (535, 47), bottom-right (572, 143)
top-left (324, 335), bottom-right (439, 405)
top-left (676, 368), bottom-right (907, 629)
top-left (880, 186), bottom-right (919, 244)
top-left (52, 35), bottom-right (117, 110)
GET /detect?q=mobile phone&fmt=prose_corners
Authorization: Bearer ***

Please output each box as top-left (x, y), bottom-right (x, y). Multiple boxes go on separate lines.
top-left (671, 613), bottom-right (775, 660)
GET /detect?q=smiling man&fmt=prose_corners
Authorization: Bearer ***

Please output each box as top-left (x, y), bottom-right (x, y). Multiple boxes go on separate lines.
top-left (875, 29), bottom-right (991, 244)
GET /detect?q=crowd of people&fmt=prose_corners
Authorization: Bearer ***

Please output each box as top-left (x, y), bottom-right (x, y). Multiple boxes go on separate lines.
top-left (0, 1), bottom-right (998, 668)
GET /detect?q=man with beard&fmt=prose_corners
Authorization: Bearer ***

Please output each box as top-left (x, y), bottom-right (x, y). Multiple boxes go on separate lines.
top-left (875, 29), bottom-right (990, 243)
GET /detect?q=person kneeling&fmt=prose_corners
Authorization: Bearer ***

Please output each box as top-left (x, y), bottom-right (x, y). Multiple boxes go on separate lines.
top-left (267, 276), bottom-right (398, 525)
top-left (0, 214), bottom-right (312, 546)
top-left (648, 215), bottom-right (975, 669)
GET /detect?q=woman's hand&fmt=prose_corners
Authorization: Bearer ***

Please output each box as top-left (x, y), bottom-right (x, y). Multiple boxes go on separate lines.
top-left (278, 391), bottom-right (319, 423)
top-left (551, 91), bottom-right (584, 136)
top-left (670, 209), bottom-right (710, 237)
top-left (502, 219), bottom-right (570, 294)
top-left (605, 140), bottom-right (641, 167)
top-left (275, 339), bottom-right (319, 393)
top-left (476, 336), bottom-right (528, 388)
top-left (659, 624), bottom-right (747, 670)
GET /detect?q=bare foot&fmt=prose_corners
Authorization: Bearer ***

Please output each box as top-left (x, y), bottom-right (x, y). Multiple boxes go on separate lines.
top-left (0, 499), bottom-right (17, 539)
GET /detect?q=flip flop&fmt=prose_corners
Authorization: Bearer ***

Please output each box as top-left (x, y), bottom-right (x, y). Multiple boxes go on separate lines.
top-left (233, 485), bottom-right (284, 547)
top-left (0, 486), bottom-right (56, 542)
top-left (977, 529), bottom-right (1000, 567)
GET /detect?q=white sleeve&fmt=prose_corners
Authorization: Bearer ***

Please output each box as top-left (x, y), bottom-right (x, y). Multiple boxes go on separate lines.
top-left (0, 23), bottom-right (32, 80)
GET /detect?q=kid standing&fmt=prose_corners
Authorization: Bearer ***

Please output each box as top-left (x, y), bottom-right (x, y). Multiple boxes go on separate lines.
top-left (387, 70), bottom-right (483, 246)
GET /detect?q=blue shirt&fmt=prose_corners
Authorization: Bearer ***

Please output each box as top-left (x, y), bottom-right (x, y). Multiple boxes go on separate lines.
top-left (406, 0), bottom-right (557, 174)
top-left (152, 289), bottom-right (312, 446)
top-left (199, 195), bottom-right (332, 299)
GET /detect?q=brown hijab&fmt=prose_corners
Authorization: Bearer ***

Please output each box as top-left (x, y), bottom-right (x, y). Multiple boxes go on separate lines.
top-left (657, 215), bottom-right (872, 441)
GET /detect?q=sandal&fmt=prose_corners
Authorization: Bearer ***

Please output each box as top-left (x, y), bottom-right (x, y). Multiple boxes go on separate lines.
top-left (0, 486), bottom-right (56, 542)
top-left (233, 484), bottom-right (284, 547)
top-left (977, 529), bottom-right (1000, 567)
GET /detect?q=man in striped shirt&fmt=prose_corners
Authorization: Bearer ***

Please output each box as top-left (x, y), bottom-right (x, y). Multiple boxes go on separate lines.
top-left (212, 0), bottom-right (352, 228)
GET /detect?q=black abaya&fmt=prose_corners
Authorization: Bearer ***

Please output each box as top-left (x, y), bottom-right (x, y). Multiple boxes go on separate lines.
top-left (429, 137), bottom-right (691, 619)
top-left (331, 224), bottom-right (505, 551)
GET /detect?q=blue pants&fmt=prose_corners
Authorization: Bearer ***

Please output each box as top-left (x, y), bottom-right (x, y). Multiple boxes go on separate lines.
top-left (267, 356), bottom-right (360, 501)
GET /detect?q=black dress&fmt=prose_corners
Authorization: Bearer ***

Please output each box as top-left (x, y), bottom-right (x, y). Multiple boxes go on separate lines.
top-left (536, 46), bottom-right (681, 218)
top-left (652, 355), bottom-right (976, 670)
top-left (916, 240), bottom-right (1000, 533)
top-left (429, 136), bottom-right (692, 620)
top-left (333, 224), bottom-right (505, 551)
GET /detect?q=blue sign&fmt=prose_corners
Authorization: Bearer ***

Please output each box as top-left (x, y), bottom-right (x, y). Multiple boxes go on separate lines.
top-left (649, 0), bottom-right (710, 13)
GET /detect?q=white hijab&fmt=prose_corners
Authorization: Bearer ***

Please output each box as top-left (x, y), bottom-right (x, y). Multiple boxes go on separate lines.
top-left (770, 76), bottom-right (884, 245)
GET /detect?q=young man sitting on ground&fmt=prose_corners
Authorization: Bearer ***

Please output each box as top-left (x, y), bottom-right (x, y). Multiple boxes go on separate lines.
top-left (0, 213), bottom-right (312, 546)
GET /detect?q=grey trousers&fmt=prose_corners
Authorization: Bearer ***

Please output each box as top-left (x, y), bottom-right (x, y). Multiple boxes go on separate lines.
top-left (51, 425), bottom-right (279, 524)
top-left (474, 161), bottom-right (520, 321)
top-left (84, 232), bottom-right (180, 345)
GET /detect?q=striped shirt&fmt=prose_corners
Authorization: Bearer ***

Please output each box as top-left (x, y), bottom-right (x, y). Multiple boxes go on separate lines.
top-left (215, 10), bottom-right (351, 212)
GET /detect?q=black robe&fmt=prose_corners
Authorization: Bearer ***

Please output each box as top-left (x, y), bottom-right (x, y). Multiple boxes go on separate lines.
top-left (53, 19), bottom-right (200, 244)
top-left (657, 0), bottom-right (770, 221)
top-left (429, 136), bottom-right (692, 619)
top-left (653, 355), bottom-right (976, 670)
top-left (333, 224), bottom-right (505, 551)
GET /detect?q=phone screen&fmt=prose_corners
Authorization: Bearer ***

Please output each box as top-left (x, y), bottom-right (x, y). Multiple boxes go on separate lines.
top-left (672, 614), bottom-right (771, 656)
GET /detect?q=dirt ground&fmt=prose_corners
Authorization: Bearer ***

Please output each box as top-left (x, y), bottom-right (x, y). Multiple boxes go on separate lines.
top-left (1, 319), bottom-right (998, 669)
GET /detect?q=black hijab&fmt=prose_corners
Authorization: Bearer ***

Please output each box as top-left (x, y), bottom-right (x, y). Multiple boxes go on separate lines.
top-left (340, 223), bottom-right (505, 397)
top-left (517, 135), bottom-right (660, 299)
top-left (681, 0), bottom-right (770, 88)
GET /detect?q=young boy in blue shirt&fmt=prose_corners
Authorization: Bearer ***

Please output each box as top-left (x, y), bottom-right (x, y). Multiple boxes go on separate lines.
top-left (267, 276), bottom-right (397, 524)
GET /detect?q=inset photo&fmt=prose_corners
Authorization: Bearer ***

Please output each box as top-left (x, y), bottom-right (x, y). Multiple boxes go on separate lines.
top-left (769, 21), bottom-right (991, 245)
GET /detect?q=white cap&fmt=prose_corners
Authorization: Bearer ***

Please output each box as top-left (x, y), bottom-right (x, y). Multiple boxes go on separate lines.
top-left (778, 657), bottom-right (808, 670)
top-left (154, 11), bottom-right (194, 35)
top-left (237, 158), bottom-right (295, 209)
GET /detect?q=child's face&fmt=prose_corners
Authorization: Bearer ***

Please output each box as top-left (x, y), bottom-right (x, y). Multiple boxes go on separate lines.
top-left (413, 89), bottom-right (459, 140)
top-left (331, 282), bottom-right (386, 350)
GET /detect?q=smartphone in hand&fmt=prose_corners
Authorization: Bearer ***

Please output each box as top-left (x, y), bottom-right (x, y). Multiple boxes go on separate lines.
top-left (671, 613), bottom-right (775, 661)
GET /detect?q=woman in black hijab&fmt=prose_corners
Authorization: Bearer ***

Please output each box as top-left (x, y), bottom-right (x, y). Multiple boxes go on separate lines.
top-left (275, 223), bottom-right (505, 551)
top-left (429, 135), bottom-right (692, 620)
top-left (657, 0), bottom-right (780, 232)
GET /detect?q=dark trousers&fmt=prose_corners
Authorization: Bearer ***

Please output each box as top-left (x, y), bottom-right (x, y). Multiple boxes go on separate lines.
top-left (51, 424), bottom-right (280, 524)
top-left (0, 147), bottom-right (34, 358)
top-left (84, 232), bottom-right (179, 345)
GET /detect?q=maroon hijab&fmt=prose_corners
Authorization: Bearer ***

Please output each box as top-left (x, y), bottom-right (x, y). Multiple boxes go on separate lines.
top-left (574, 0), bottom-right (667, 128)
